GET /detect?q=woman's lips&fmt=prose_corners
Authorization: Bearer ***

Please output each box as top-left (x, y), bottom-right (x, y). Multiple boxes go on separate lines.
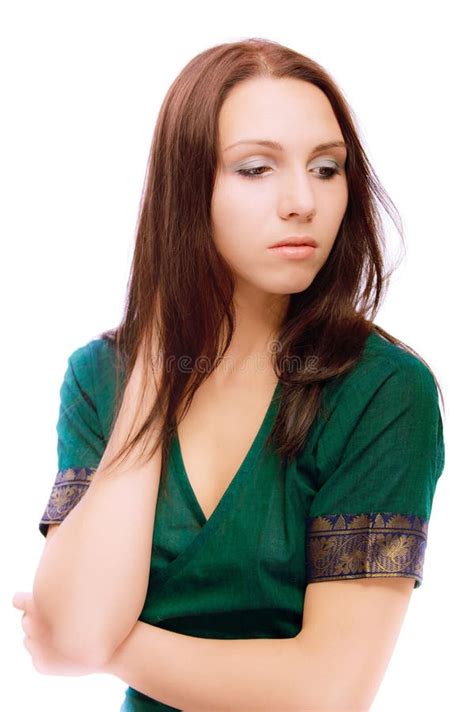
top-left (268, 244), bottom-right (316, 259)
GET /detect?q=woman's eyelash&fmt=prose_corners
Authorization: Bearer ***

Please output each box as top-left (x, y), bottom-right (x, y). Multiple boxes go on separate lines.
top-left (236, 165), bottom-right (342, 180)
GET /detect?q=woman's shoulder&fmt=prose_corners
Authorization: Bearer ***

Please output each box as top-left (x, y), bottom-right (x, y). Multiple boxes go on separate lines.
top-left (302, 328), bottom-right (442, 465)
top-left (66, 334), bottom-right (124, 438)
top-left (321, 329), bottom-right (439, 418)
top-left (347, 328), bottom-right (435, 383)
top-left (64, 335), bottom-right (119, 388)
top-left (65, 333), bottom-right (116, 366)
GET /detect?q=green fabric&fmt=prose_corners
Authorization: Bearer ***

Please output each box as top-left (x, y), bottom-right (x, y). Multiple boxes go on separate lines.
top-left (38, 331), bottom-right (445, 711)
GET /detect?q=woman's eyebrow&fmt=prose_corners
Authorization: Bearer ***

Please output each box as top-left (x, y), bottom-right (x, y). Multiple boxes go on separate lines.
top-left (224, 139), bottom-right (347, 154)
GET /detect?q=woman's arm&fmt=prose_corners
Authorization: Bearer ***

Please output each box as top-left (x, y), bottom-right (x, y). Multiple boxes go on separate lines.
top-left (33, 340), bottom-right (164, 667)
top-left (103, 575), bottom-right (413, 712)
top-left (104, 622), bottom-right (315, 712)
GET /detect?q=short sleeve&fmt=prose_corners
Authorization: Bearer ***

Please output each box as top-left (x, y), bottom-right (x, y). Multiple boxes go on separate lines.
top-left (38, 342), bottom-right (106, 538)
top-left (305, 354), bottom-right (445, 589)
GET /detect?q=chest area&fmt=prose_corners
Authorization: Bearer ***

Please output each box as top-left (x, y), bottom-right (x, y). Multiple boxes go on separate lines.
top-left (176, 375), bottom-right (279, 521)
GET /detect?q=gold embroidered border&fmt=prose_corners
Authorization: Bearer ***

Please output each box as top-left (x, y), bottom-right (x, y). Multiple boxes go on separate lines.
top-left (39, 467), bottom-right (97, 535)
top-left (306, 512), bottom-right (429, 588)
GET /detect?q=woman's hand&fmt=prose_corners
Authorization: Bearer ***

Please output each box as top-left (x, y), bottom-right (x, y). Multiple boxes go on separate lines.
top-left (12, 591), bottom-right (104, 676)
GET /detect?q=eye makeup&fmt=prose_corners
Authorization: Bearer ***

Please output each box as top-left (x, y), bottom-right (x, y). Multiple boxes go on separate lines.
top-left (235, 159), bottom-right (343, 181)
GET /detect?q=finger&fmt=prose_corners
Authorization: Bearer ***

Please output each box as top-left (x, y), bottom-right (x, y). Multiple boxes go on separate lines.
top-left (22, 635), bottom-right (42, 672)
top-left (23, 634), bottom-right (36, 658)
top-left (12, 592), bottom-right (33, 611)
top-left (25, 616), bottom-right (47, 641)
top-left (12, 591), bottom-right (32, 603)
top-left (12, 592), bottom-right (27, 609)
top-left (21, 613), bottom-right (33, 637)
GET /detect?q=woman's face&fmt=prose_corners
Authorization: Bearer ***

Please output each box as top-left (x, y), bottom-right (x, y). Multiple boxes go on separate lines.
top-left (211, 77), bottom-right (349, 298)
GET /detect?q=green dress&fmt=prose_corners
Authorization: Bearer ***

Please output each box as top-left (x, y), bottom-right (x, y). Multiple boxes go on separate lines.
top-left (38, 331), bottom-right (446, 711)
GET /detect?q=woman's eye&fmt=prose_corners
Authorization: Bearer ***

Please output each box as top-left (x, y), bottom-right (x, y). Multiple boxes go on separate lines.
top-left (316, 165), bottom-right (342, 180)
top-left (237, 165), bottom-right (269, 178)
top-left (236, 164), bottom-right (342, 180)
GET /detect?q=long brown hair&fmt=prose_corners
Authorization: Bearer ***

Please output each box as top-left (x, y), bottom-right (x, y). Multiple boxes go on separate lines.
top-left (97, 37), bottom-right (444, 489)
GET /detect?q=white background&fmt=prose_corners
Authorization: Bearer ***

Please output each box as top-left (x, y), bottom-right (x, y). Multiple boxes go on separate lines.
top-left (2, 0), bottom-right (470, 709)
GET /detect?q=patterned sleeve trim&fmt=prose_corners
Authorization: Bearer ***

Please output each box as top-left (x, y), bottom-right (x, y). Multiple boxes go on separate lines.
top-left (38, 467), bottom-right (97, 537)
top-left (306, 512), bottom-right (429, 589)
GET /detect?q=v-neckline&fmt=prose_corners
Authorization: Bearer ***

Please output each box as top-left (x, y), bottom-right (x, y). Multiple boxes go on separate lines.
top-left (172, 379), bottom-right (282, 527)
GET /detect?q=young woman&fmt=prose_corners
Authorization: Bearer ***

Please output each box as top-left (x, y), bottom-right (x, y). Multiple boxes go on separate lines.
top-left (21, 37), bottom-right (445, 711)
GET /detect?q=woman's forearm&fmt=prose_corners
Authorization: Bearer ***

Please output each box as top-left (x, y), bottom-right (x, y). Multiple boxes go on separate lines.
top-left (33, 357), bottom-right (163, 667)
top-left (104, 622), bottom-right (313, 712)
